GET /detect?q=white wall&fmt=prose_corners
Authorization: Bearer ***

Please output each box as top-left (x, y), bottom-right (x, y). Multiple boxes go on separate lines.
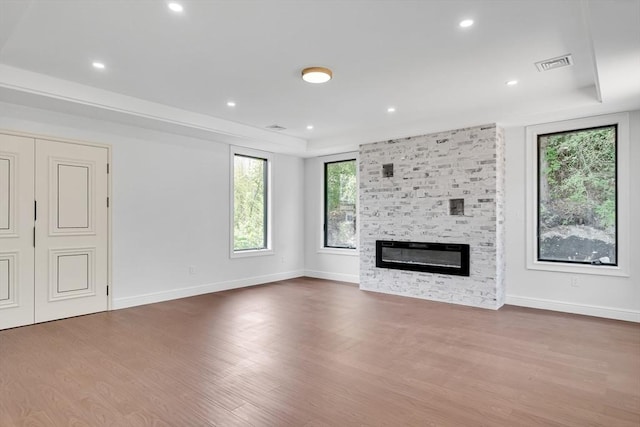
top-left (504, 110), bottom-right (640, 322)
top-left (303, 154), bottom-right (359, 283)
top-left (303, 110), bottom-right (639, 322)
top-left (0, 102), bottom-right (305, 308)
top-left (2, 99), bottom-right (636, 321)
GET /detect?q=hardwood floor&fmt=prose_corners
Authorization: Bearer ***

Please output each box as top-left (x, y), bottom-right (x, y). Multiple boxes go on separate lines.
top-left (1, 277), bottom-right (639, 426)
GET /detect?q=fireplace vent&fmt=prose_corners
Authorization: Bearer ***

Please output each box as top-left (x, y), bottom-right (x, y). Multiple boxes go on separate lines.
top-left (376, 240), bottom-right (470, 276)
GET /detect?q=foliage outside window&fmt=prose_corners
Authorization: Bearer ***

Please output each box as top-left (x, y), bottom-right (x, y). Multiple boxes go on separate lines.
top-left (324, 159), bottom-right (357, 249)
top-left (233, 154), bottom-right (268, 251)
top-left (537, 125), bottom-right (617, 265)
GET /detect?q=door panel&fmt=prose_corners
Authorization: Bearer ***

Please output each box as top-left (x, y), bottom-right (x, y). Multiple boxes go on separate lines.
top-left (57, 163), bottom-right (90, 229)
top-left (0, 134), bottom-right (35, 329)
top-left (0, 257), bottom-right (10, 300)
top-left (50, 158), bottom-right (95, 234)
top-left (0, 157), bottom-right (10, 230)
top-left (48, 247), bottom-right (95, 298)
top-left (35, 139), bottom-right (108, 323)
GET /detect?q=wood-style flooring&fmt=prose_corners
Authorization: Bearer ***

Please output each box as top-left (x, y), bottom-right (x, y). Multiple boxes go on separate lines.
top-left (1, 277), bottom-right (639, 426)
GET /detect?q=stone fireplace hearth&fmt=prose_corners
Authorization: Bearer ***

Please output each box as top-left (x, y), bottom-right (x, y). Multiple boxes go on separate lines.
top-left (359, 124), bottom-right (505, 309)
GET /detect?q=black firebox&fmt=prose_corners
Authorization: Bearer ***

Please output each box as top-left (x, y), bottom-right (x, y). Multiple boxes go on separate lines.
top-left (376, 240), bottom-right (470, 276)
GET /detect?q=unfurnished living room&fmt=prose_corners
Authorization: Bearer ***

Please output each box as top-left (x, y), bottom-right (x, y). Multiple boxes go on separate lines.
top-left (0, 0), bottom-right (639, 425)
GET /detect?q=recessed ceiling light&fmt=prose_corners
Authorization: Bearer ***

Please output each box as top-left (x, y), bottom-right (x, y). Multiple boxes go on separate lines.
top-left (506, 80), bottom-right (519, 86)
top-left (226, 101), bottom-right (236, 107)
top-left (459, 19), bottom-right (474, 28)
top-left (301, 67), bottom-right (333, 84)
top-left (168, 2), bottom-right (183, 12)
top-left (306, 125), bottom-right (314, 130)
top-left (92, 61), bottom-right (105, 70)
top-left (387, 107), bottom-right (396, 113)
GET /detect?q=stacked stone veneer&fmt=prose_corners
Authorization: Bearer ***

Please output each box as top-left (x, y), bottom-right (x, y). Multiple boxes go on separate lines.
top-left (359, 124), bottom-right (505, 309)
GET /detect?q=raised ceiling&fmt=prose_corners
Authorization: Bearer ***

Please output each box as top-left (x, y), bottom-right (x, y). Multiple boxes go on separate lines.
top-left (1, 0), bottom-right (639, 155)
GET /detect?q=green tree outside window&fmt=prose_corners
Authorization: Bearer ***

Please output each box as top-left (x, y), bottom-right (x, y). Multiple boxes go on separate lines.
top-left (325, 159), bottom-right (357, 249)
top-left (234, 154), bottom-right (267, 251)
top-left (538, 125), bottom-right (617, 264)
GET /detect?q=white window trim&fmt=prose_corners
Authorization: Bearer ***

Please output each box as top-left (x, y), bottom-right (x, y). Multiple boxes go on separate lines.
top-left (229, 146), bottom-right (274, 259)
top-left (525, 112), bottom-right (629, 277)
top-left (319, 152), bottom-right (359, 255)
top-left (317, 247), bottom-right (360, 256)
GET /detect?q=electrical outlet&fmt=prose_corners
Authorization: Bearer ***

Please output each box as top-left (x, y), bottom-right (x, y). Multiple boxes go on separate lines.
top-left (189, 265), bottom-right (196, 276)
top-left (281, 256), bottom-right (286, 264)
top-left (570, 276), bottom-right (579, 288)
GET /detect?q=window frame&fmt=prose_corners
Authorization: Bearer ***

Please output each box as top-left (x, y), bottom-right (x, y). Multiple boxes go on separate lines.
top-left (526, 113), bottom-right (629, 276)
top-left (318, 152), bottom-right (359, 256)
top-left (536, 124), bottom-right (618, 266)
top-left (229, 146), bottom-right (273, 258)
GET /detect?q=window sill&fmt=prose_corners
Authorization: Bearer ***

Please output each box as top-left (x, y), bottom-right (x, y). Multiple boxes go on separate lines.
top-left (317, 247), bottom-right (359, 256)
top-left (230, 248), bottom-right (274, 259)
top-left (527, 260), bottom-right (629, 277)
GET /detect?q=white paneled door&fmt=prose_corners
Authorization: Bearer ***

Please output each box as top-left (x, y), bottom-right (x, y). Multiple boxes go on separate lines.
top-left (0, 134), bottom-right (35, 330)
top-left (34, 139), bottom-right (109, 323)
top-left (0, 135), bottom-right (109, 330)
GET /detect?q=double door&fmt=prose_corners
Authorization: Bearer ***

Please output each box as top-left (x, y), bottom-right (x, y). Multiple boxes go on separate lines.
top-left (0, 133), bottom-right (109, 330)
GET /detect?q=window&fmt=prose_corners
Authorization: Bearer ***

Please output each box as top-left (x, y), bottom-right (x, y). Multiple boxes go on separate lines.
top-left (324, 159), bottom-right (357, 249)
top-left (538, 125), bottom-right (617, 265)
top-left (526, 113), bottom-right (629, 276)
top-left (231, 147), bottom-right (271, 256)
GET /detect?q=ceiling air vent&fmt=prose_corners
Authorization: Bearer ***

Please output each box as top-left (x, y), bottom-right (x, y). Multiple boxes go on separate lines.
top-left (535, 54), bottom-right (573, 72)
top-left (266, 124), bottom-right (286, 131)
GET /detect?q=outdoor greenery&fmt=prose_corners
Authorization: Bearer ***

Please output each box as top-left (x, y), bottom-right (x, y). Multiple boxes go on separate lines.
top-left (234, 155), bottom-right (267, 251)
top-left (325, 160), bottom-right (357, 248)
top-left (539, 126), bottom-right (616, 230)
top-left (538, 125), bottom-right (616, 262)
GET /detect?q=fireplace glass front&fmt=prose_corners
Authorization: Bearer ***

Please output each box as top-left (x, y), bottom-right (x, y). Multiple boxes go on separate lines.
top-left (376, 241), bottom-right (470, 276)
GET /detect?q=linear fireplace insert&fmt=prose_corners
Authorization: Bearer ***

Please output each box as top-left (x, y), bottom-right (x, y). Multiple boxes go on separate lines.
top-left (376, 240), bottom-right (470, 276)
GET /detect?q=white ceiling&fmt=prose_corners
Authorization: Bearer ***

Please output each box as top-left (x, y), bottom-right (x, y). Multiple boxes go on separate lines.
top-left (1, 0), bottom-right (639, 156)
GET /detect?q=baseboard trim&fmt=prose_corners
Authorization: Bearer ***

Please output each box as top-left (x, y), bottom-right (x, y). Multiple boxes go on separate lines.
top-left (113, 273), bottom-right (639, 322)
top-left (505, 295), bottom-right (640, 323)
top-left (113, 270), bottom-right (305, 310)
top-left (303, 270), bottom-right (359, 284)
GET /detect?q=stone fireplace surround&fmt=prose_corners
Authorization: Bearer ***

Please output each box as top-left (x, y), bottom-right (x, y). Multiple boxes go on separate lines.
top-left (359, 124), bottom-right (505, 309)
